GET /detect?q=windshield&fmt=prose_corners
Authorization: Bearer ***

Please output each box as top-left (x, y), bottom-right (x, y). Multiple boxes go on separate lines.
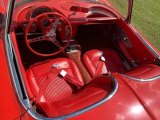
top-left (15, 0), bottom-right (129, 18)
top-left (106, 0), bottom-right (129, 18)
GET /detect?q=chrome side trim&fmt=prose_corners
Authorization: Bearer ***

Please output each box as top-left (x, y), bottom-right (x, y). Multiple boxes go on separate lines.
top-left (120, 74), bottom-right (160, 82)
top-left (8, 34), bottom-right (31, 107)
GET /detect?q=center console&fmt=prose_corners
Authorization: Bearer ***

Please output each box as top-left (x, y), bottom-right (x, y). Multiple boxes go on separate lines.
top-left (65, 40), bottom-right (92, 84)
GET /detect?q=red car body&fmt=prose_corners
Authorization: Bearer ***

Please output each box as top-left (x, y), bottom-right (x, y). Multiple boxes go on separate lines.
top-left (0, 0), bottom-right (160, 120)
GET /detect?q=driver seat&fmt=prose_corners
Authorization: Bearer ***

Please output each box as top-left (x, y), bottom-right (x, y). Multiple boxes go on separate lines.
top-left (26, 58), bottom-right (112, 117)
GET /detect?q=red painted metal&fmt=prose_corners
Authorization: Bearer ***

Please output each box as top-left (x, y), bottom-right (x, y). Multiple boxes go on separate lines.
top-left (0, 0), bottom-right (160, 120)
top-left (0, 40), bottom-right (22, 120)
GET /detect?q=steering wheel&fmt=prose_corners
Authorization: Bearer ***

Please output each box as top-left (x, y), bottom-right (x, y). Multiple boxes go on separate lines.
top-left (25, 12), bottom-right (72, 57)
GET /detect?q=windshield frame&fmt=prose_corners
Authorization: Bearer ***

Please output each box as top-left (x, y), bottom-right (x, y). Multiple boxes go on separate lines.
top-left (14, 0), bottom-right (133, 23)
top-left (105, 0), bottom-right (134, 23)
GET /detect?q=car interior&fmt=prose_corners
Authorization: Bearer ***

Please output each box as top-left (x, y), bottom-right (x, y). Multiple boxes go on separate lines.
top-left (10, 1), bottom-right (160, 118)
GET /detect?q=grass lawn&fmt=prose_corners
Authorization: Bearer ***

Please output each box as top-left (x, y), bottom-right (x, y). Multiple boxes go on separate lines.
top-left (107, 0), bottom-right (160, 50)
top-left (132, 0), bottom-right (160, 50)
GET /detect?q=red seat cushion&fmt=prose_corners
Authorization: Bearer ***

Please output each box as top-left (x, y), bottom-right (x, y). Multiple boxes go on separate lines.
top-left (37, 76), bottom-right (112, 117)
top-left (125, 64), bottom-right (160, 79)
top-left (26, 58), bottom-right (112, 117)
top-left (82, 49), bottom-right (107, 78)
top-left (83, 49), bottom-right (126, 78)
top-left (26, 58), bottom-right (84, 98)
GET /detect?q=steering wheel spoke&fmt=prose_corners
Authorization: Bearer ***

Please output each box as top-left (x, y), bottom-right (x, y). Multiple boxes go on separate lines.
top-left (49, 37), bottom-right (63, 49)
top-left (28, 35), bottom-right (49, 43)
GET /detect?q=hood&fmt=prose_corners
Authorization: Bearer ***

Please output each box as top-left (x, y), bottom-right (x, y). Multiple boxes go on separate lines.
top-left (116, 73), bottom-right (160, 120)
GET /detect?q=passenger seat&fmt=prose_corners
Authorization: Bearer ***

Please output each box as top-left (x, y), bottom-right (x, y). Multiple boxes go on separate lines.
top-left (83, 49), bottom-right (126, 78)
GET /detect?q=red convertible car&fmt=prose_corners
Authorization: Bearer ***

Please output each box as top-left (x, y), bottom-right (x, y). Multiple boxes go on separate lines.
top-left (0, 0), bottom-right (160, 119)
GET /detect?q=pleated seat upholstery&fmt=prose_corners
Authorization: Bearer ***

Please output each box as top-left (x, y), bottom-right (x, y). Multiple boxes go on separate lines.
top-left (26, 58), bottom-right (112, 117)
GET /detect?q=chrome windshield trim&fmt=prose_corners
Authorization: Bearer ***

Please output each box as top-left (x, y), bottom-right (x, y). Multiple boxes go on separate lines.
top-left (15, 0), bottom-right (110, 9)
top-left (130, 25), bottom-right (160, 61)
top-left (120, 74), bottom-right (160, 82)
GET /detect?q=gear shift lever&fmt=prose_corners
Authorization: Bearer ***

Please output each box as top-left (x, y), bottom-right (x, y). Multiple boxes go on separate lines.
top-left (65, 40), bottom-right (81, 52)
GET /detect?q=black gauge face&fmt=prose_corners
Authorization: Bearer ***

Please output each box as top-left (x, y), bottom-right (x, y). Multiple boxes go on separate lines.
top-left (42, 19), bottom-right (50, 27)
top-left (31, 7), bottom-right (54, 18)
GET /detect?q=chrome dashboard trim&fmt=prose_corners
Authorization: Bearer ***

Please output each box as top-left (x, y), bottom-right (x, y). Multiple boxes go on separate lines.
top-left (87, 7), bottom-right (115, 17)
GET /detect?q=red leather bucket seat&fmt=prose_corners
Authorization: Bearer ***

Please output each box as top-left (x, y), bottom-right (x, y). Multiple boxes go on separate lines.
top-left (83, 49), bottom-right (126, 78)
top-left (26, 58), bottom-right (112, 117)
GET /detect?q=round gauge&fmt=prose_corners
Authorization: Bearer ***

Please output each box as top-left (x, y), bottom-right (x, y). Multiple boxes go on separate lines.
top-left (42, 19), bottom-right (51, 27)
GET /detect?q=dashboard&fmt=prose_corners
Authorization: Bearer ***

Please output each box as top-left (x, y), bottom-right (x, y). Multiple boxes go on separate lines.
top-left (13, 0), bottom-right (118, 26)
top-left (13, 0), bottom-right (119, 48)
top-left (12, 0), bottom-right (119, 57)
